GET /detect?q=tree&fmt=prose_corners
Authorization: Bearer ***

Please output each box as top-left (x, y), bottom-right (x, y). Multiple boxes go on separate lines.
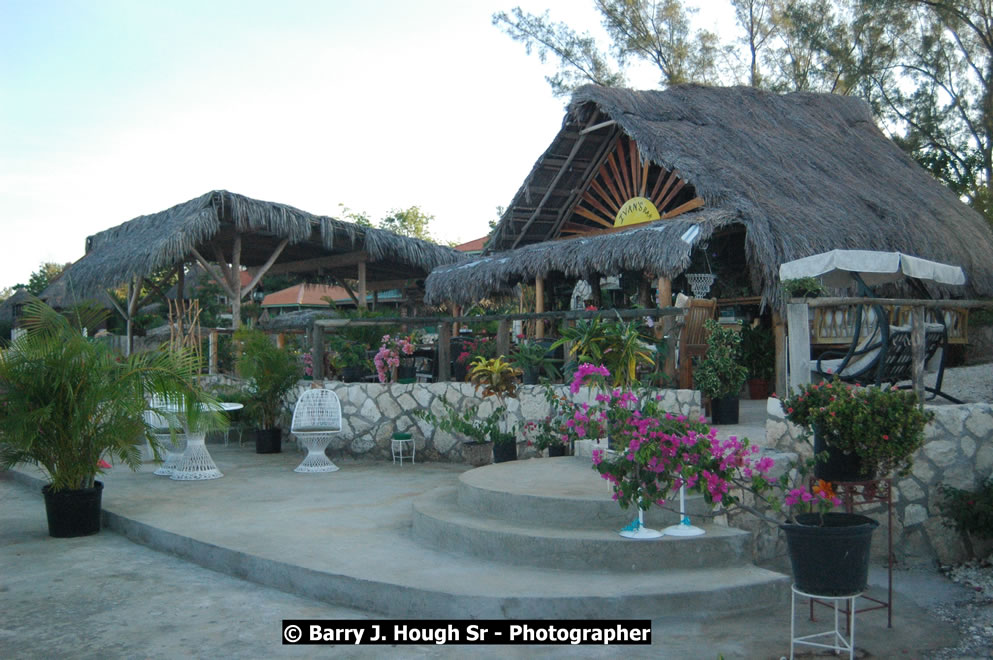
top-left (337, 203), bottom-right (374, 227)
top-left (26, 262), bottom-right (66, 296)
top-left (731, 0), bottom-right (778, 86)
top-left (378, 206), bottom-right (437, 242)
top-left (492, 7), bottom-right (626, 95)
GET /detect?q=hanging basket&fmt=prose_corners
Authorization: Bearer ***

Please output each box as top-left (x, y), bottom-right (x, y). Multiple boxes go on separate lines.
top-left (686, 273), bottom-right (716, 298)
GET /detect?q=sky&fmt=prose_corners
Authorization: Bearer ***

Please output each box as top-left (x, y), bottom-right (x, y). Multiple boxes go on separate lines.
top-left (0, 0), bottom-right (729, 290)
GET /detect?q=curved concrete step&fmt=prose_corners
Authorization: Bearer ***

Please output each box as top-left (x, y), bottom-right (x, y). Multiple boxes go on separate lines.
top-left (457, 457), bottom-right (712, 528)
top-left (414, 487), bottom-right (753, 572)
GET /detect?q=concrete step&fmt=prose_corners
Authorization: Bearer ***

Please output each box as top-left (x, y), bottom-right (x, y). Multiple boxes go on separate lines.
top-left (414, 487), bottom-right (754, 572)
top-left (457, 457), bottom-right (712, 528)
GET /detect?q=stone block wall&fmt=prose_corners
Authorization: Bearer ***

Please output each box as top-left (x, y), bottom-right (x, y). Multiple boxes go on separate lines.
top-left (281, 381), bottom-right (701, 464)
top-left (765, 399), bottom-right (993, 566)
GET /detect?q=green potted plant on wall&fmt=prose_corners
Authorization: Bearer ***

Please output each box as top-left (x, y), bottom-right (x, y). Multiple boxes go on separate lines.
top-left (780, 378), bottom-right (933, 481)
top-left (469, 355), bottom-right (522, 462)
top-left (694, 320), bottom-right (748, 424)
top-left (327, 334), bottom-right (371, 382)
top-left (235, 327), bottom-right (302, 454)
top-left (509, 338), bottom-right (559, 385)
top-left (0, 299), bottom-right (222, 537)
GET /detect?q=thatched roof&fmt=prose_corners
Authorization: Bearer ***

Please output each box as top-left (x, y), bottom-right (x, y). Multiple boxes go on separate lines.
top-left (427, 84), bottom-right (993, 308)
top-left (60, 190), bottom-right (463, 297)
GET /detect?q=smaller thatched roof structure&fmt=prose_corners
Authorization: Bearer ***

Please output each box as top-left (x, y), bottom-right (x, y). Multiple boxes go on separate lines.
top-left (0, 288), bottom-right (31, 324)
top-left (60, 190), bottom-right (464, 297)
top-left (427, 84), bottom-right (993, 309)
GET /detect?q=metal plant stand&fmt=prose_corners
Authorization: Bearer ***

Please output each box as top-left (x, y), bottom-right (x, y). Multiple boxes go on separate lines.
top-left (791, 585), bottom-right (860, 659)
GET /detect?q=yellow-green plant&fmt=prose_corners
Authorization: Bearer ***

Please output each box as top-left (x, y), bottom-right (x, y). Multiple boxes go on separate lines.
top-left (469, 355), bottom-right (522, 401)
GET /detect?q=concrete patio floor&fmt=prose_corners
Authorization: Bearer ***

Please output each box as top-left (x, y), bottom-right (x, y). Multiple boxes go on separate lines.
top-left (0, 433), bottom-right (974, 658)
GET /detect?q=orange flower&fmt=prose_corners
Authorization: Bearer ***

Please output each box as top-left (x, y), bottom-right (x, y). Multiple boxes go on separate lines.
top-left (812, 479), bottom-right (836, 500)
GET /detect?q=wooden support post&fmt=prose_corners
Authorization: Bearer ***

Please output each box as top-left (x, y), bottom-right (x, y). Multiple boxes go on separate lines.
top-left (452, 305), bottom-right (461, 337)
top-left (638, 276), bottom-right (651, 307)
top-left (911, 305), bottom-right (925, 404)
top-left (786, 303), bottom-right (811, 392)
top-left (773, 311), bottom-right (787, 397)
top-left (497, 319), bottom-right (511, 358)
top-left (438, 322), bottom-right (452, 382)
top-left (535, 276), bottom-right (545, 339)
top-left (357, 261), bottom-right (367, 310)
top-left (372, 290), bottom-right (378, 311)
top-left (276, 333), bottom-right (285, 349)
top-left (590, 277), bottom-right (602, 308)
top-left (209, 330), bottom-right (218, 375)
top-left (312, 324), bottom-right (325, 380)
top-left (658, 277), bottom-right (676, 380)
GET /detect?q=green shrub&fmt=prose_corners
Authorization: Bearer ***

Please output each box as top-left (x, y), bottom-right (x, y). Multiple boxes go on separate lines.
top-left (938, 479), bottom-right (993, 540)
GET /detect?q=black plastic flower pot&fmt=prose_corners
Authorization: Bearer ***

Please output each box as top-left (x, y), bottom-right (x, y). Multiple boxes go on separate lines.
top-left (813, 426), bottom-right (865, 482)
top-left (547, 444), bottom-right (568, 457)
top-left (710, 395), bottom-right (740, 425)
top-left (780, 512), bottom-right (879, 596)
top-left (43, 480), bottom-right (103, 538)
top-left (255, 428), bottom-right (282, 454)
top-left (521, 367), bottom-right (540, 385)
top-left (493, 441), bottom-right (518, 463)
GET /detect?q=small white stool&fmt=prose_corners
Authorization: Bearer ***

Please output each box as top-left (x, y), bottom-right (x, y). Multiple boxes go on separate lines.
top-left (790, 585), bottom-right (860, 660)
top-left (392, 432), bottom-right (415, 465)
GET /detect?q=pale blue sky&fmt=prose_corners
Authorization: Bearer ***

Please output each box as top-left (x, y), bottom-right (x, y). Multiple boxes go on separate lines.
top-left (0, 0), bottom-right (725, 289)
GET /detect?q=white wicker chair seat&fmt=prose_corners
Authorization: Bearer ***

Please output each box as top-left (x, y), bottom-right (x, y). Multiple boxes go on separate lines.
top-left (290, 389), bottom-right (342, 473)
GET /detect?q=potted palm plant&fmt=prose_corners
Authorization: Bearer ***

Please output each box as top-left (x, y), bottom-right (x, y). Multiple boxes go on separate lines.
top-left (415, 398), bottom-right (513, 467)
top-left (235, 327), bottom-right (302, 454)
top-left (0, 299), bottom-right (221, 537)
top-left (468, 355), bottom-right (522, 462)
top-left (509, 339), bottom-right (559, 384)
top-left (327, 335), bottom-right (371, 382)
top-left (553, 317), bottom-right (654, 388)
top-left (694, 320), bottom-right (748, 424)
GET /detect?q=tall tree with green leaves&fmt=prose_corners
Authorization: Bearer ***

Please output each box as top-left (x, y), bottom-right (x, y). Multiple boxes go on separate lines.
top-left (26, 262), bottom-right (66, 296)
top-left (378, 206), bottom-right (437, 242)
top-left (492, 7), bottom-right (625, 95)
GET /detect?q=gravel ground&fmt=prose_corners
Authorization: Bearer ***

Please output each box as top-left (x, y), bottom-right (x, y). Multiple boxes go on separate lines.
top-left (928, 559), bottom-right (993, 658)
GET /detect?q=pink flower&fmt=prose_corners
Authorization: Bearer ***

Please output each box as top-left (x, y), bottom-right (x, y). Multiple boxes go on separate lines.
top-left (97, 459), bottom-right (112, 469)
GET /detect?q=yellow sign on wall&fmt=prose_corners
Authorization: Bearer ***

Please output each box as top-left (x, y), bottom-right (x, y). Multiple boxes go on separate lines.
top-left (614, 197), bottom-right (661, 227)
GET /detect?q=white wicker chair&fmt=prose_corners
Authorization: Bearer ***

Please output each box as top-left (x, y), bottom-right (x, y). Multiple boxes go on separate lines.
top-left (289, 389), bottom-right (342, 473)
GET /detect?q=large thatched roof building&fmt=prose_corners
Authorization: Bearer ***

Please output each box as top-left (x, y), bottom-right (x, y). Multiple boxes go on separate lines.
top-left (425, 85), bottom-right (993, 309)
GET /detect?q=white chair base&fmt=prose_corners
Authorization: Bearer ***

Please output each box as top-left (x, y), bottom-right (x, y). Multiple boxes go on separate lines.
top-left (294, 434), bottom-right (339, 473)
top-left (153, 434), bottom-right (187, 476)
top-left (169, 433), bottom-right (223, 480)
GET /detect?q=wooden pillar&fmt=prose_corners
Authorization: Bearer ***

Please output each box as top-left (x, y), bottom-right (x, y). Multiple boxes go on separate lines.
top-left (590, 277), bottom-right (602, 308)
top-left (438, 322), bottom-right (452, 382)
top-left (638, 276), bottom-right (651, 307)
top-left (452, 305), bottom-right (461, 337)
top-left (658, 277), bottom-right (676, 380)
top-left (357, 261), bottom-right (367, 310)
top-left (497, 319), bottom-right (511, 358)
top-left (276, 333), bottom-right (286, 349)
top-left (785, 303), bottom-right (810, 392)
top-left (535, 276), bottom-right (545, 339)
top-left (911, 305), bottom-right (925, 403)
top-left (312, 324), bottom-right (325, 380)
top-left (372, 290), bottom-right (378, 311)
top-left (773, 311), bottom-right (787, 396)
top-left (208, 330), bottom-right (218, 375)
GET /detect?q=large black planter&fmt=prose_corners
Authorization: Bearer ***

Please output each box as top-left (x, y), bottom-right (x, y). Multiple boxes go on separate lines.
top-left (548, 444), bottom-right (568, 457)
top-left (710, 395), bottom-right (740, 425)
top-left (340, 366), bottom-right (366, 383)
top-left (813, 426), bottom-right (865, 482)
top-left (43, 480), bottom-right (103, 538)
top-left (493, 441), bottom-right (518, 463)
top-left (781, 512), bottom-right (879, 596)
top-left (255, 428), bottom-right (282, 454)
top-left (521, 366), bottom-right (540, 385)
top-left (396, 364), bottom-right (417, 381)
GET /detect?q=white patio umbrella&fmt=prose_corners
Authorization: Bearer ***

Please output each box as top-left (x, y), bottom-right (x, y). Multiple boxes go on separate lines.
top-left (779, 250), bottom-right (966, 288)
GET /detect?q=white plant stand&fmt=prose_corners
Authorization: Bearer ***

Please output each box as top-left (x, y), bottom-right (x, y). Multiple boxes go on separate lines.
top-left (790, 585), bottom-right (860, 660)
top-left (663, 485), bottom-right (706, 537)
top-left (391, 433), bottom-right (415, 465)
top-left (619, 499), bottom-right (663, 539)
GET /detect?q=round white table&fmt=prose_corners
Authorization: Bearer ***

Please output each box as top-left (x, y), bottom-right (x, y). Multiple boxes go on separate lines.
top-left (155, 402), bottom-right (242, 481)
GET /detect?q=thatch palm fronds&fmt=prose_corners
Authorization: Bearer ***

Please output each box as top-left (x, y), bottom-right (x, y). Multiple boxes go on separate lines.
top-left (0, 298), bottom-right (223, 491)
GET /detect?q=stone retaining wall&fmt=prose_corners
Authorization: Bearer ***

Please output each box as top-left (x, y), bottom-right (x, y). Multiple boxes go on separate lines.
top-left (765, 399), bottom-right (993, 566)
top-left (281, 381), bottom-right (701, 464)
